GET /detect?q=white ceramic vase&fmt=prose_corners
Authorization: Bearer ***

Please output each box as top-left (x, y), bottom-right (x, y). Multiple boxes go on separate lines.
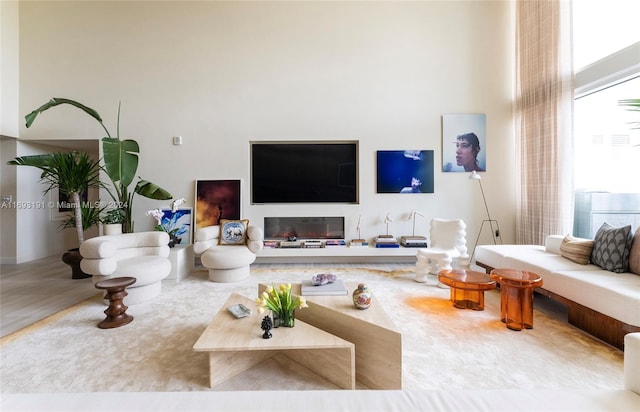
top-left (103, 223), bottom-right (122, 235)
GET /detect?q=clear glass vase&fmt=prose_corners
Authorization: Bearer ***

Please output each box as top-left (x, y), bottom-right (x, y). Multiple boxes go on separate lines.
top-left (273, 309), bottom-right (295, 328)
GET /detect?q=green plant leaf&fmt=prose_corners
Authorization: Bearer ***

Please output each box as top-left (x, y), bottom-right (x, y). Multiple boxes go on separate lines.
top-left (135, 179), bottom-right (172, 200)
top-left (7, 154), bottom-right (53, 168)
top-left (60, 204), bottom-right (104, 230)
top-left (25, 98), bottom-right (106, 134)
top-left (102, 137), bottom-right (139, 188)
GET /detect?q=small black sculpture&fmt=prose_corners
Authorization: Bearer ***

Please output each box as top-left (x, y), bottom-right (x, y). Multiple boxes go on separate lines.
top-left (261, 315), bottom-right (273, 339)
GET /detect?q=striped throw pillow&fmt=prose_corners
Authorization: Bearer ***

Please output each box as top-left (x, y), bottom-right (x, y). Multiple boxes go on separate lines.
top-left (560, 234), bottom-right (594, 265)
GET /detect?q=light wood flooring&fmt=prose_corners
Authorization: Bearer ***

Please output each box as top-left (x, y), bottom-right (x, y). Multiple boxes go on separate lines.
top-left (0, 255), bottom-right (99, 338)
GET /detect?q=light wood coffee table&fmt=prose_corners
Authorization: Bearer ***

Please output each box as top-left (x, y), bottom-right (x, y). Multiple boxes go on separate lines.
top-left (259, 282), bottom-right (402, 389)
top-left (193, 293), bottom-right (355, 389)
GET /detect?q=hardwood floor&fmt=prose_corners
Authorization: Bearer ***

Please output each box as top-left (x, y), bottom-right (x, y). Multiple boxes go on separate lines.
top-left (0, 255), bottom-right (99, 338)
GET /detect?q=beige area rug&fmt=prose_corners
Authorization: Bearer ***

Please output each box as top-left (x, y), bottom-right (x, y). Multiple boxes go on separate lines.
top-left (0, 264), bottom-right (624, 393)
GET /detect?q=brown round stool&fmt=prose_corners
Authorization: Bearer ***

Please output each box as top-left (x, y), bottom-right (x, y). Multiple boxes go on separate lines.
top-left (94, 276), bottom-right (136, 329)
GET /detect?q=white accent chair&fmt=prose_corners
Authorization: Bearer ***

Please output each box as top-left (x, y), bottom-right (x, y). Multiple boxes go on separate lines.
top-left (415, 218), bottom-right (469, 284)
top-left (79, 231), bottom-right (171, 305)
top-left (193, 224), bottom-right (264, 282)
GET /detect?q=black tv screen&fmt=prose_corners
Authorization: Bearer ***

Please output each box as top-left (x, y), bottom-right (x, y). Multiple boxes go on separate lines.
top-left (251, 141), bottom-right (358, 204)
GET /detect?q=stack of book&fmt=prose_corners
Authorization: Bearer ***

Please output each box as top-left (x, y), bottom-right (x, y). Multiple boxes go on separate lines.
top-left (303, 240), bottom-right (323, 248)
top-left (325, 239), bottom-right (346, 247)
top-left (263, 240), bottom-right (280, 249)
top-left (399, 236), bottom-right (428, 248)
top-left (349, 239), bottom-right (369, 247)
top-left (374, 235), bottom-right (400, 248)
top-left (279, 240), bottom-right (303, 248)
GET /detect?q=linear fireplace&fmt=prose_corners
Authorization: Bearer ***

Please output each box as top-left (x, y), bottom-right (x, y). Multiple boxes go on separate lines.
top-left (264, 217), bottom-right (345, 240)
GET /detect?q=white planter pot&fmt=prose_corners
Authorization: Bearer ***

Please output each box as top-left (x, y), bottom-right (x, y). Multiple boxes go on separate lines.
top-left (103, 223), bottom-right (123, 235)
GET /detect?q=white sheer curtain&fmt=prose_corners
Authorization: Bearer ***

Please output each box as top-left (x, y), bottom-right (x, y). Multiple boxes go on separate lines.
top-left (514, 0), bottom-right (575, 245)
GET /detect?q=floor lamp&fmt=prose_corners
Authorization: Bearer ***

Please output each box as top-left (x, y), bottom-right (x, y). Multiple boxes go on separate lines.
top-left (469, 171), bottom-right (502, 263)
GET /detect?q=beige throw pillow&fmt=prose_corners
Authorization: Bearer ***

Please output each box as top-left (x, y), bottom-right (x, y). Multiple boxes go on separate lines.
top-left (560, 234), bottom-right (594, 265)
top-left (629, 227), bottom-right (640, 275)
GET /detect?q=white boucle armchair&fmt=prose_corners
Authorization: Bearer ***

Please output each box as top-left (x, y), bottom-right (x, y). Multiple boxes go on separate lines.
top-left (193, 224), bottom-right (264, 282)
top-left (79, 231), bottom-right (171, 305)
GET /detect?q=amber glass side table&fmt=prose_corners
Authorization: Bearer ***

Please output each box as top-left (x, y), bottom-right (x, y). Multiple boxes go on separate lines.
top-left (490, 269), bottom-right (543, 331)
top-left (438, 269), bottom-right (497, 311)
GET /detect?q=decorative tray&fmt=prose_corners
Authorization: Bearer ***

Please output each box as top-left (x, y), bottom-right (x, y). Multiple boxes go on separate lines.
top-left (227, 303), bottom-right (252, 318)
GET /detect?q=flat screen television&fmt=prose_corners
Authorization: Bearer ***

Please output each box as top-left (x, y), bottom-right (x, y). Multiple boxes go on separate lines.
top-left (376, 150), bottom-right (434, 194)
top-left (251, 141), bottom-right (358, 204)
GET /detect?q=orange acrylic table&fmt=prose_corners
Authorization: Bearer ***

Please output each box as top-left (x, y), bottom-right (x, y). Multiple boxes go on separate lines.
top-left (437, 269), bottom-right (497, 311)
top-left (490, 268), bottom-right (543, 331)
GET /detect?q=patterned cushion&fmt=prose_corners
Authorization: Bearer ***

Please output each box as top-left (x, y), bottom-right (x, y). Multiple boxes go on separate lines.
top-left (590, 223), bottom-right (633, 273)
top-left (560, 234), bottom-right (594, 265)
top-left (629, 227), bottom-right (640, 275)
top-left (218, 219), bottom-right (249, 245)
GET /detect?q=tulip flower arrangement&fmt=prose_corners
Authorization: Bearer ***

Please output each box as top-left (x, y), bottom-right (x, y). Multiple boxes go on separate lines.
top-left (256, 284), bottom-right (308, 327)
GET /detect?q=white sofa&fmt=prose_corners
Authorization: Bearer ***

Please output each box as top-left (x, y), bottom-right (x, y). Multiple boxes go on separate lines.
top-left (79, 231), bottom-right (171, 305)
top-left (3, 332), bottom-right (640, 411)
top-left (193, 224), bottom-right (264, 282)
top-left (475, 235), bottom-right (640, 350)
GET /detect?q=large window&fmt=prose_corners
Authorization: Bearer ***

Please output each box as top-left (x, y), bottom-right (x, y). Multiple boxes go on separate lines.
top-left (572, 0), bottom-right (640, 237)
top-left (574, 76), bottom-right (640, 193)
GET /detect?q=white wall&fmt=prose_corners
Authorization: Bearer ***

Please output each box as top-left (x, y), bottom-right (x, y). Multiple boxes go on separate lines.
top-left (0, 0), bottom-right (19, 138)
top-left (10, 1), bottom-right (516, 260)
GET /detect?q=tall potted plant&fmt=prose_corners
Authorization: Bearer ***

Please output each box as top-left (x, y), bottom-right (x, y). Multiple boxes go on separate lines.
top-left (25, 98), bottom-right (172, 232)
top-left (8, 151), bottom-right (102, 278)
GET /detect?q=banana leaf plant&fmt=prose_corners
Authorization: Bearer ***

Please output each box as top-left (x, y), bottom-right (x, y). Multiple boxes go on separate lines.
top-left (8, 151), bottom-right (102, 246)
top-left (24, 98), bottom-right (173, 232)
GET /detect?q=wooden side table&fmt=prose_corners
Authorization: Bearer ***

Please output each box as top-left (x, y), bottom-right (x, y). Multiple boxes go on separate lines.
top-left (490, 269), bottom-right (543, 331)
top-left (94, 276), bottom-right (136, 329)
top-left (438, 269), bottom-right (497, 311)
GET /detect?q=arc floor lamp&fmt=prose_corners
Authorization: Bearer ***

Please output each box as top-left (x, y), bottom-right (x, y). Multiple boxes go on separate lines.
top-left (469, 171), bottom-right (503, 262)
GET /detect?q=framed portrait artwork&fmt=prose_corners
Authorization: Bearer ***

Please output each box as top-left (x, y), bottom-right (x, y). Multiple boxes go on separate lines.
top-left (376, 150), bottom-right (434, 194)
top-left (194, 179), bottom-right (241, 230)
top-left (442, 114), bottom-right (487, 173)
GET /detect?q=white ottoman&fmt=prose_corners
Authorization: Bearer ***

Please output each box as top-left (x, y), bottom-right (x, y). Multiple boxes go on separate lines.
top-left (201, 246), bottom-right (256, 282)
